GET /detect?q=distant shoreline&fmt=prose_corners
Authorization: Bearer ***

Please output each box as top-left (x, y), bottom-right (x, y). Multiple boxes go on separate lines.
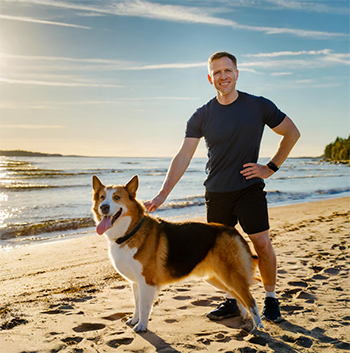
top-left (0, 150), bottom-right (80, 157)
top-left (0, 149), bottom-right (321, 159)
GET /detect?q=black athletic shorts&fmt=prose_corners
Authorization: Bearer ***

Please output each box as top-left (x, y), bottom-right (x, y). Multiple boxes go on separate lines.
top-left (205, 182), bottom-right (269, 235)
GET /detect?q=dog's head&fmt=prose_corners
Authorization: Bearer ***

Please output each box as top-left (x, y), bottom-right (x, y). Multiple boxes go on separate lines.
top-left (92, 175), bottom-right (140, 235)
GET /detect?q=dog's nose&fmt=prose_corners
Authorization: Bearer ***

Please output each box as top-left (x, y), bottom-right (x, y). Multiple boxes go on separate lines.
top-left (100, 204), bottom-right (110, 214)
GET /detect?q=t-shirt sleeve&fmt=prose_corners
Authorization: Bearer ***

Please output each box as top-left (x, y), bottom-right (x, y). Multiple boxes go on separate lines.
top-left (185, 109), bottom-right (203, 138)
top-left (260, 97), bottom-right (286, 129)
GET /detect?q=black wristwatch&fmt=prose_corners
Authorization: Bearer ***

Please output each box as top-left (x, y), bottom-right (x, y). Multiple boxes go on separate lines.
top-left (267, 161), bottom-right (279, 172)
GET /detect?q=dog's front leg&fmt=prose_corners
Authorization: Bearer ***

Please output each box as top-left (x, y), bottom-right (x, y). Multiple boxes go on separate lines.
top-left (132, 282), bottom-right (157, 333)
top-left (126, 282), bottom-right (140, 327)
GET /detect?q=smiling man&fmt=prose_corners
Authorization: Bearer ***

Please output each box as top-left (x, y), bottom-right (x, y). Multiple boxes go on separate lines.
top-left (145, 51), bottom-right (300, 323)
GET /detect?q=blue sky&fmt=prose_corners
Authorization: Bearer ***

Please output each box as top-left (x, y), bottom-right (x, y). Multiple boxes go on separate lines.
top-left (0, 0), bottom-right (349, 157)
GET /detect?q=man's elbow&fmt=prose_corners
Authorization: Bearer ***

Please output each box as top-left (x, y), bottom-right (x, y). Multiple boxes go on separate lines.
top-left (293, 127), bottom-right (301, 142)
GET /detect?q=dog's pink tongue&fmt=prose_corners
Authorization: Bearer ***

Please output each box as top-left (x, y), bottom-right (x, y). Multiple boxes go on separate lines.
top-left (96, 216), bottom-right (112, 235)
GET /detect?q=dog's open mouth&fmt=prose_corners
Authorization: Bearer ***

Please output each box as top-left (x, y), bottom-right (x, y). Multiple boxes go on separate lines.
top-left (96, 208), bottom-right (122, 235)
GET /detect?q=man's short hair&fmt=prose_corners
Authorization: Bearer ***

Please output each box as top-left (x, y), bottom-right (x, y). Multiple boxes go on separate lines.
top-left (208, 52), bottom-right (237, 71)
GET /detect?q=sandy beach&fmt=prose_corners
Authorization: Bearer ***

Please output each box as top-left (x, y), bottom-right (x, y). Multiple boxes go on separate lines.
top-left (1, 197), bottom-right (349, 353)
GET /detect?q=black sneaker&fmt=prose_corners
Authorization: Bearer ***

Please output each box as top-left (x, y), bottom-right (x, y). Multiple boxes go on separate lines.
top-left (261, 297), bottom-right (282, 323)
top-left (206, 299), bottom-right (240, 321)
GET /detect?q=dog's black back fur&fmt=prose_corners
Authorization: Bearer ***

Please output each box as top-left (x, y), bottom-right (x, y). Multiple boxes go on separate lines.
top-left (158, 219), bottom-right (237, 279)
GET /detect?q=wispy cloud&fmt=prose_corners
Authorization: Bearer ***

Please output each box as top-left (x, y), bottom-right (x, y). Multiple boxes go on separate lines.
top-left (262, 0), bottom-right (349, 15)
top-left (271, 72), bottom-right (293, 76)
top-left (243, 49), bottom-right (333, 58)
top-left (0, 14), bottom-right (90, 29)
top-left (125, 62), bottom-right (206, 70)
top-left (0, 97), bottom-right (201, 110)
top-left (4, 0), bottom-right (348, 39)
top-left (0, 52), bottom-right (125, 64)
top-left (0, 77), bottom-right (121, 87)
top-left (240, 49), bottom-right (350, 71)
top-left (1, 48), bottom-right (348, 81)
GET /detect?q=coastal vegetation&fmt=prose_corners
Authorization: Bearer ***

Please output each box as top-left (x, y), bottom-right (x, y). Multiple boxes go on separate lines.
top-left (0, 150), bottom-right (63, 157)
top-left (324, 136), bottom-right (350, 162)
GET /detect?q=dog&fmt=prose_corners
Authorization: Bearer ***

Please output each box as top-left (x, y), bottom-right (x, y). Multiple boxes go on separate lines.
top-left (92, 175), bottom-right (263, 332)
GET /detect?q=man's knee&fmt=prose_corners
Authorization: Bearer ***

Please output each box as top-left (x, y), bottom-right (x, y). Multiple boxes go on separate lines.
top-left (248, 231), bottom-right (274, 257)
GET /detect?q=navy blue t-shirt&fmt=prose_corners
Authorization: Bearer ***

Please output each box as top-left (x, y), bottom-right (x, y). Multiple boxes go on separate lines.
top-left (185, 91), bottom-right (286, 192)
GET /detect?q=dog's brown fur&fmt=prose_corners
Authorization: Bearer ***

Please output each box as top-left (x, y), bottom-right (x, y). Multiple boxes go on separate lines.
top-left (92, 175), bottom-right (263, 332)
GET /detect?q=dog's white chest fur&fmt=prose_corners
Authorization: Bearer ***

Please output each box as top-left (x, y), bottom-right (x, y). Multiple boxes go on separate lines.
top-left (108, 243), bottom-right (142, 283)
top-left (105, 216), bottom-right (141, 283)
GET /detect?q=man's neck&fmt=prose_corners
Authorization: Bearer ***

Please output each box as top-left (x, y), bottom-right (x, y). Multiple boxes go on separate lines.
top-left (217, 90), bottom-right (239, 105)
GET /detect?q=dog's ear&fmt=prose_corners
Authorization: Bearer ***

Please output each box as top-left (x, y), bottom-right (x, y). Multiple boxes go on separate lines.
top-left (92, 175), bottom-right (104, 192)
top-left (125, 175), bottom-right (139, 199)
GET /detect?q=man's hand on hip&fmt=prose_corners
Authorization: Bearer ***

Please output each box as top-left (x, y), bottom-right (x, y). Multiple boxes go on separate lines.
top-left (240, 163), bottom-right (274, 180)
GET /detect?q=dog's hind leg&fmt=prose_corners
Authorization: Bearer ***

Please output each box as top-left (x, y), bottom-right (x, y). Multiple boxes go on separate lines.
top-left (126, 282), bottom-right (140, 327)
top-left (132, 280), bottom-right (157, 333)
top-left (248, 298), bottom-right (263, 330)
top-left (227, 287), bottom-right (263, 330)
top-left (236, 300), bottom-right (248, 320)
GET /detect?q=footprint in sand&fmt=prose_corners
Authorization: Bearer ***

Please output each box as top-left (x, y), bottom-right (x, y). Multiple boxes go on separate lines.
top-left (102, 312), bottom-right (132, 321)
top-left (191, 299), bottom-right (213, 307)
top-left (61, 336), bottom-right (83, 344)
top-left (280, 304), bottom-right (304, 313)
top-left (287, 280), bottom-right (308, 288)
top-left (196, 331), bottom-right (231, 346)
top-left (312, 274), bottom-right (329, 280)
top-left (72, 323), bottom-right (106, 332)
top-left (281, 334), bottom-right (313, 348)
top-left (41, 304), bottom-right (75, 315)
top-left (106, 337), bottom-right (134, 348)
top-left (324, 267), bottom-right (340, 275)
top-left (177, 305), bottom-right (189, 310)
top-left (173, 295), bottom-right (192, 300)
top-left (0, 317), bottom-right (28, 330)
top-left (41, 309), bottom-right (62, 315)
top-left (175, 288), bottom-right (190, 292)
top-left (281, 288), bottom-right (303, 298)
top-left (208, 296), bottom-right (223, 301)
top-left (295, 291), bottom-right (316, 300)
top-left (310, 265), bottom-right (324, 273)
top-left (164, 319), bottom-right (178, 324)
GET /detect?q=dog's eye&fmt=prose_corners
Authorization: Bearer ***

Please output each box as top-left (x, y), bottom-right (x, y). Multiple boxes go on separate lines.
top-left (114, 195), bottom-right (120, 201)
top-left (100, 195), bottom-right (105, 200)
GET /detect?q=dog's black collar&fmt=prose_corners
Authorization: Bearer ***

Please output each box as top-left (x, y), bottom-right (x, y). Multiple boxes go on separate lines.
top-left (115, 217), bottom-right (145, 245)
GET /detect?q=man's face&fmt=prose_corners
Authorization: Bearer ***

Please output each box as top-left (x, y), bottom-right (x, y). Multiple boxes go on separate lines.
top-left (208, 57), bottom-right (239, 97)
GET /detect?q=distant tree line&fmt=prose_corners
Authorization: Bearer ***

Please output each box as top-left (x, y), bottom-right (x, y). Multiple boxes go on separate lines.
top-left (324, 136), bottom-right (350, 161)
top-left (0, 150), bottom-right (63, 157)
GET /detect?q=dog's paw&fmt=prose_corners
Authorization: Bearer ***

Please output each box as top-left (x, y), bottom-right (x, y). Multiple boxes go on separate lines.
top-left (133, 322), bottom-right (148, 333)
top-left (250, 322), bottom-right (264, 333)
top-left (126, 318), bottom-right (138, 327)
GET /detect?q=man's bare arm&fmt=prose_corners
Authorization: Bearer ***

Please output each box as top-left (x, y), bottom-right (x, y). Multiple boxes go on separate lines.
top-left (240, 116), bottom-right (300, 180)
top-left (144, 138), bottom-right (200, 212)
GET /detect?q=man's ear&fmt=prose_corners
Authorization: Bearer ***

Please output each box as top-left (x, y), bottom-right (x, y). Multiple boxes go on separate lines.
top-left (207, 74), bottom-right (213, 85)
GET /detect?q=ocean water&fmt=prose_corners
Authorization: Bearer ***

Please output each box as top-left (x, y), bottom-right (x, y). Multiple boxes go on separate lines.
top-left (0, 156), bottom-right (349, 248)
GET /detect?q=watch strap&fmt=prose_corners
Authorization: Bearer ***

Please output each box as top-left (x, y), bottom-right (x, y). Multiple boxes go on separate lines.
top-left (267, 161), bottom-right (279, 172)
